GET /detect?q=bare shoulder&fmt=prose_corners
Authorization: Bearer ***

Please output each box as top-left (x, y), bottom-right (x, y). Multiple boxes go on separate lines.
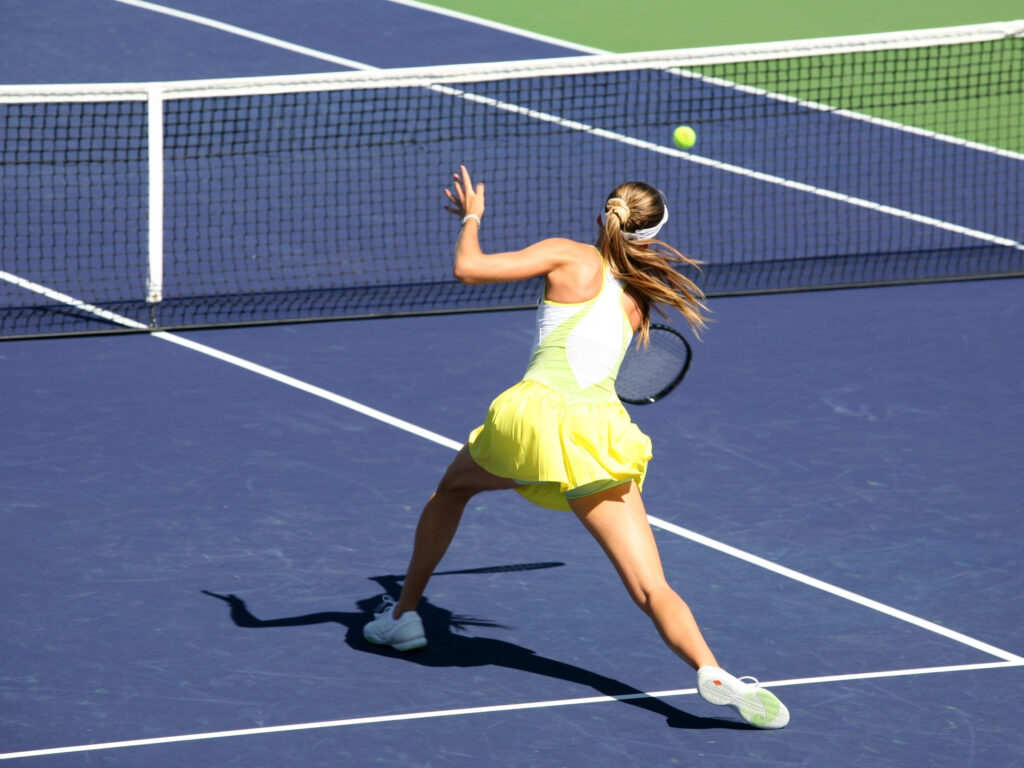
top-left (529, 237), bottom-right (595, 258)
top-left (544, 239), bottom-right (604, 303)
top-left (454, 235), bottom-right (593, 286)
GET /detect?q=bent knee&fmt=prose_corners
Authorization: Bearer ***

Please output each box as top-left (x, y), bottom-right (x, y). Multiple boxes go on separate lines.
top-left (435, 449), bottom-right (516, 497)
top-left (435, 468), bottom-right (480, 497)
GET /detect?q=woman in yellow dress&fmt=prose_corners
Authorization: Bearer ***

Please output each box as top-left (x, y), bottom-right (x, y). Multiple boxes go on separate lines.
top-left (363, 166), bottom-right (789, 729)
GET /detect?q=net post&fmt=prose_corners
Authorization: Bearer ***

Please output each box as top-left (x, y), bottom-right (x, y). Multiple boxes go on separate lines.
top-left (146, 83), bottom-right (164, 312)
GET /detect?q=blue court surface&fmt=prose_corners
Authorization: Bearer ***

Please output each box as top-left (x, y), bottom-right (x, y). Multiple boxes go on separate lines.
top-left (2, 2), bottom-right (1022, 766)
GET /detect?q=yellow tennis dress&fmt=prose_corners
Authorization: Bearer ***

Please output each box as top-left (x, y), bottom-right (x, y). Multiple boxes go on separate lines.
top-left (467, 264), bottom-right (653, 511)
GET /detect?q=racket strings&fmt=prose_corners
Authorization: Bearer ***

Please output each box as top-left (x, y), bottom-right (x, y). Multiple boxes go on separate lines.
top-left (616, 325), bottom-right (691, 404)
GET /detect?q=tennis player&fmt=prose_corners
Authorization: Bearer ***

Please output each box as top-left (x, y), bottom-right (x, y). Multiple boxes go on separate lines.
top-left (364, 166), bottom-right (789, 729)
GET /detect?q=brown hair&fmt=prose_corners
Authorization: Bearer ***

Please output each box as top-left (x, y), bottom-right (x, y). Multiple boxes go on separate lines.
top-left (598, 181), bottom-right (708, 344)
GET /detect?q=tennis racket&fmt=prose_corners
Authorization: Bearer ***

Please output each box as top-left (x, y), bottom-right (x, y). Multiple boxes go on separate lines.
top-left (616, 323), bottom-right (693, 405)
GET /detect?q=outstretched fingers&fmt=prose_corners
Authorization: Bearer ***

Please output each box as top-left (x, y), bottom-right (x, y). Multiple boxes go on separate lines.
top-left (444, 165), bottom-right (484, 219)
top-left (443, 185), bottom-right (463, 216)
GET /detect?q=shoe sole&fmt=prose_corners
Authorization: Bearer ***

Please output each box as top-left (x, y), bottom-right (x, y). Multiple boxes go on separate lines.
top-left (363, 630), bottom-right (427, 652)
top-left (699, 681), bottom-right (789, 729)
top-left (389, 636), bottom-right (427, 652)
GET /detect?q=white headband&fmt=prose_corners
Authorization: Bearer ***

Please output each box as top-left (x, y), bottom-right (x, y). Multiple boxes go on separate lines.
top-left (622, 203), bottom-right (669, 242)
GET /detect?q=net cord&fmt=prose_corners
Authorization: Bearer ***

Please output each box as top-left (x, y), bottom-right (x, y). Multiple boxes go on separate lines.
top-left (0, 20), bottom-right (1020, 105)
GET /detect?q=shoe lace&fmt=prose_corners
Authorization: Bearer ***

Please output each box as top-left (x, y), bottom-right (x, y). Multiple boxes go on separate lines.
top-left (374, 595), bottom-right (396, 617)
top-left (738, 676), bottom-right (761, 688)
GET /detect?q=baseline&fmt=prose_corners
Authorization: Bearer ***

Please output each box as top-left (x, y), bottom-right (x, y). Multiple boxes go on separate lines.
top-left (2, 660), bottom-right (1019, 761)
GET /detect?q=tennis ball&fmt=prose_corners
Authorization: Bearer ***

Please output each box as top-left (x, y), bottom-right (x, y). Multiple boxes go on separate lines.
top-left (672, 125), bottom-right (697, 149)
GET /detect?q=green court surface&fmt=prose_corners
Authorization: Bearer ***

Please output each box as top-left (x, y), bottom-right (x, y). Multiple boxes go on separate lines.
top-left (426, 1), bottom-right (1024, 156)
top-left (427, 0), bottom-right (1024, 51)
top-left (685, 39), bottom-right (1024, 155)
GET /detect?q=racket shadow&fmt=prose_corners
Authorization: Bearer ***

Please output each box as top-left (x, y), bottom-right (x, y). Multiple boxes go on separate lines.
top-left (202, 578), bottom-right (751, 731)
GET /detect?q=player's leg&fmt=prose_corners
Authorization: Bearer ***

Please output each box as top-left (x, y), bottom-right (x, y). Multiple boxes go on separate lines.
top-left (568, 481), bottom-right (717, 669)
top-left (364, 446), bottom-right (515, 650)
top-left (569, 482), bottom-right (789, 728)
top-left (394, 445), bottom-right (516, 617)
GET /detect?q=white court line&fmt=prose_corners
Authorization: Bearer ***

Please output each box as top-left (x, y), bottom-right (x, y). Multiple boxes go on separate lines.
top-left (648, 515), bottom-right (1024, 663)
top-left (112, 0), bottom-right (600, 70)
top-left (0, 271), bottom-right (150, 331)
top-left (2, 660), bottom-right (1021, 760)
top-left (151, 330), bottom-right (462, 451)
top-left (112, 0), bottom-right (375, 70)
top-left (386, 0), bottom-right (604, 54)
top-left (0, 272), bottom-right (460, 451)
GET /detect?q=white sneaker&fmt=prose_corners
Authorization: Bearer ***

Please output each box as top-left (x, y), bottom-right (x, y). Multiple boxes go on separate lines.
top-left (697, 666), bottom-right (790, 729)
top-left (362, 596), bottom-right (427, 651)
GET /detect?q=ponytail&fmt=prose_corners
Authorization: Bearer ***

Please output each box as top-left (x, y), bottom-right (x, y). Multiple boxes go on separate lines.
top-left (599, 183), bottom-right (708, 344)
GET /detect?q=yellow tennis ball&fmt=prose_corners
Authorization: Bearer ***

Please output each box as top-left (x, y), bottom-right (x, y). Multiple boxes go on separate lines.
top-left (673, 125), bottom-right (696, 149)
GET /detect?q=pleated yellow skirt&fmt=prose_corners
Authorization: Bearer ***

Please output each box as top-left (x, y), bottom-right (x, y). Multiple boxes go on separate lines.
top-left (467, 379), bottom-right (652, 511)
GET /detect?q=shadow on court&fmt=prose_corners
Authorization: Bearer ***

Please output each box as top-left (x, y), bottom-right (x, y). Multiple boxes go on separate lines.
top-left (201, 567), bottom-right (750, 731)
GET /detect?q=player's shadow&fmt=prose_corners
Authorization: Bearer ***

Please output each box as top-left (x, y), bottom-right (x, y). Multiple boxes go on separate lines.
top-left (202, 567), bottom-right (749, 730)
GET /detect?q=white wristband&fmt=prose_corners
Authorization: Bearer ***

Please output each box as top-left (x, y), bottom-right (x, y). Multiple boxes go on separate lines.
top-left (461, 214), bottom-right (481, 227)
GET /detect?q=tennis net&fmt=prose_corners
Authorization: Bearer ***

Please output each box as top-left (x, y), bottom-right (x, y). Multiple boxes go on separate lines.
top-left (1, 21), bottom-right (1022, 338)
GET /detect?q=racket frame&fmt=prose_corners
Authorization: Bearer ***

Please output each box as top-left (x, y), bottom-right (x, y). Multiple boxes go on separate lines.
top-left (617, 322), bottom-right (693, 405)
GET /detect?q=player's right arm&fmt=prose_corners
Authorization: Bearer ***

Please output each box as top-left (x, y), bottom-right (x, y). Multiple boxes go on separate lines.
top-left (444, 165), bottom-right (585, 286)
